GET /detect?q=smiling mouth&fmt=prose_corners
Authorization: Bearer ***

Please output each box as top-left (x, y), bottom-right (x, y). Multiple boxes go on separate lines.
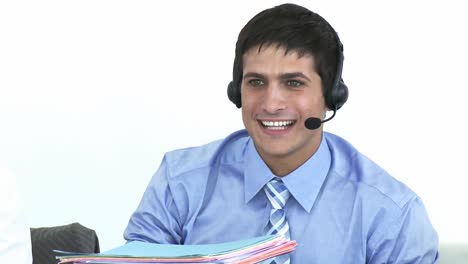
top-left (259, 120), bottom-right (296, 130)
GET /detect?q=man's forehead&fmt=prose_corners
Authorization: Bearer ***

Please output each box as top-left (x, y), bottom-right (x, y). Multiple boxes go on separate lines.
top-left (243, 43), bottom-right (313, 59)
top-left (242, 44), bottom-right (316, 72)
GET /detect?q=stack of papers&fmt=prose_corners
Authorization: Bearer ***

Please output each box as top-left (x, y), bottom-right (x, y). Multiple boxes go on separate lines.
top-left (54, 234), bottom-right (297, 264)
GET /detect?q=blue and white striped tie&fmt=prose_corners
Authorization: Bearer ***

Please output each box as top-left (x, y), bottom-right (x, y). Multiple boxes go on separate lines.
top-left (264, 179), bottom-right (291, 264)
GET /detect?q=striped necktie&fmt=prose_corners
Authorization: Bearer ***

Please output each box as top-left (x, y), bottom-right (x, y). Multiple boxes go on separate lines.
top-left (264, 179), bottom-right (291, 264)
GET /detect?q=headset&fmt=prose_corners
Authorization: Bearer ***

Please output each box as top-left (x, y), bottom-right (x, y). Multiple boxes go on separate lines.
top-left (227, 19), bottom-right (349, 113)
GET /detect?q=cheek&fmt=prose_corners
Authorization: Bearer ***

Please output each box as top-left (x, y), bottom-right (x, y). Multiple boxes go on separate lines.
top-left (241, 105), bottom-right (254, 130)
top-left (241, 90), bottom-right (256, 111)
top-left (241, 100), bottom-right (255, 120)
top-left (241, 95), bottom-right (259, 128)
top-left (298, 96), bottom-right (326, 115)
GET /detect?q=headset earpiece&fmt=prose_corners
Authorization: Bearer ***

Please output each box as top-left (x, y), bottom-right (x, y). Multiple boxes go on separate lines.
top-left (326, 78), bottom-right (348, 110)
top-left (324, 39), bottom-right (348, 110)
top-left (227, 81), bottom-right (242, 108)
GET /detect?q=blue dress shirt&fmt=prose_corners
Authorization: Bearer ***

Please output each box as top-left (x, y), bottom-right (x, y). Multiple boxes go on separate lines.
top-left (124, 129), bottom-right (439, 263)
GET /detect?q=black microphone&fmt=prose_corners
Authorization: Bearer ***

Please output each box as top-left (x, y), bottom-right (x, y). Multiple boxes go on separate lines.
top-left (304, 109), bottom-right (337, 130)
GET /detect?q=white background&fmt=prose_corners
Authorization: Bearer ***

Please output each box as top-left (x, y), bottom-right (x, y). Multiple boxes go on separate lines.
top-left (1, 0), bottom-right (467, 251)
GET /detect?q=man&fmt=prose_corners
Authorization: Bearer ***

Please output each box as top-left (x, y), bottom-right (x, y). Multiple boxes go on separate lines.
top-left (0, 166), bottom-right (33, 263)
top-left (124, 3), bottom-right (438, 263)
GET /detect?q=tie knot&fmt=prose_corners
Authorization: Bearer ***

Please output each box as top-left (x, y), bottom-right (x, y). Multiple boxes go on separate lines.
top-left (264, 179), bottom-right (291, 209)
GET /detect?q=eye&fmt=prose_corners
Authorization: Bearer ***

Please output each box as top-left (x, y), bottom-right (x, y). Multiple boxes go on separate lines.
top-left (287, 80), bottom-right (303, 87)
top-left (248, 79), bottom-right (265, 87)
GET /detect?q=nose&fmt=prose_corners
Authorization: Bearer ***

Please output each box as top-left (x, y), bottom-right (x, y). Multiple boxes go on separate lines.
top-left (262, 83), bottom-right (286, 113)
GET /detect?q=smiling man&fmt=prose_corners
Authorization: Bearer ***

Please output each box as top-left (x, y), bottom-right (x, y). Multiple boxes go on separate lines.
top-left (124, 3), bottom-right (439, 263)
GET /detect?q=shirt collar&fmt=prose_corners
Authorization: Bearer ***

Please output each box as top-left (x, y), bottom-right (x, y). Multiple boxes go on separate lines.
top-left (244, 134), bottom-right (331, 212)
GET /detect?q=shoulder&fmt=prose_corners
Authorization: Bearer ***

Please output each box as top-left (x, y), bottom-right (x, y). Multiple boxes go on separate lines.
top-left (324, 132), bottom-right (416, 210)
top-left (163, 129), bottom-right (250, 179)
top-left (324, 133), bottom-right (438, 254)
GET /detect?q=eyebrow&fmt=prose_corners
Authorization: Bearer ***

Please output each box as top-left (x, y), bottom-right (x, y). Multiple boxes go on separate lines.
top-left (243, 72), bottom-right (312, 82)
top-left (281, 72), bottom-right (312, 82)
top-left (243, 72), bottom-right (265, 80)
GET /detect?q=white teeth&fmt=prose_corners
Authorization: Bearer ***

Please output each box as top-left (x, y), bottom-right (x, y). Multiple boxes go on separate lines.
top-left (260, 120), bottom-right (294, 129)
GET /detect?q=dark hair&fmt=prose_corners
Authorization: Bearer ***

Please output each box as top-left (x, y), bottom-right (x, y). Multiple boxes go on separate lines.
top-left (231, 3), bottom-right (341, 105)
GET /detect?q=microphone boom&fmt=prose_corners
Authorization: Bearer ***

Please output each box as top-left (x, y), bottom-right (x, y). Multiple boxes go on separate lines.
top-left (304, 108), bottom-right (337, 130)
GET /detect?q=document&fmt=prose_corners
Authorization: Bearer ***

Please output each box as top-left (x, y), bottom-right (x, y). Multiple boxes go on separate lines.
top-left (54, 234), bottom-right (297, 264)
